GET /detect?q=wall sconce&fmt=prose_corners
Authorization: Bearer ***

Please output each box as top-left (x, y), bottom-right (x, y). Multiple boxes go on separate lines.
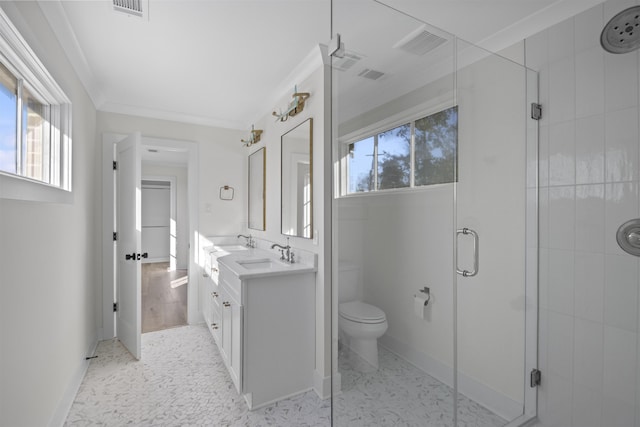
top-left (241, 124), bottom-right (263, 147)
top-left (272, 85), bottom-right (310, 122)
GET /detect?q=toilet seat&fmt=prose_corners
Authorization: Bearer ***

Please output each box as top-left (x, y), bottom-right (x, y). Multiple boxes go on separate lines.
top-left (339, 301), bottom-right (386, 324)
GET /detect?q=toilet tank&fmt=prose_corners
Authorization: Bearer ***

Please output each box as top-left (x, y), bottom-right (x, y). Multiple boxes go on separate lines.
top-left (338, 262), bottom-right (363, 303)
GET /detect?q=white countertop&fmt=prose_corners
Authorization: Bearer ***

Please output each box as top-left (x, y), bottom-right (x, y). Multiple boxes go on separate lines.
top-left (216, 247), bottom-right (317, 280)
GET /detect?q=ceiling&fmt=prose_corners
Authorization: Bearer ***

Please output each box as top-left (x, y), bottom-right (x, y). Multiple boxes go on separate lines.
top-left (38, 0), bottom-right (604, 131)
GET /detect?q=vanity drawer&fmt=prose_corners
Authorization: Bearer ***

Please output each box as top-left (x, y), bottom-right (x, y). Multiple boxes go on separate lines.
top-left (209, 256), bottom-right (221, 284)
top-left (219, 264), bottom-right (241, 301)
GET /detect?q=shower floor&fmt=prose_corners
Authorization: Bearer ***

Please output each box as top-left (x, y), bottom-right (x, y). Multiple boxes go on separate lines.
top-left (335, 344), bottom-right (507, 427)
top-left (65, 324), bottom-right (506, 426)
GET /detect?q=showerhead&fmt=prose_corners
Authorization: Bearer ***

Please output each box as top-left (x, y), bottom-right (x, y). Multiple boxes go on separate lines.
top-left (601, 5), bottom-right (640, 54)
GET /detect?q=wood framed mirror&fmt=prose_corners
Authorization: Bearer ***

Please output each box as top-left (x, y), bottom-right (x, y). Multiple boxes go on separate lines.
top-left (248, 147), bottom-right (266, 231)
top-left (281, 118), bottom-right (312, 238)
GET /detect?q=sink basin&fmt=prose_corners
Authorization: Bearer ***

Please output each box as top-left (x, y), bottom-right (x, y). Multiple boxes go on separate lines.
top-left (215, 244), bottom-right (248, 252)
top-left (236, 258), bottom-right (288, 270)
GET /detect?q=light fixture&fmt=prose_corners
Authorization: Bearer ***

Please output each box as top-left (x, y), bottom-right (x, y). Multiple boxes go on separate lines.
top-left (241, 124), bottom-right (263, 147)
top-left (272, 85), bottom-right (310, 122)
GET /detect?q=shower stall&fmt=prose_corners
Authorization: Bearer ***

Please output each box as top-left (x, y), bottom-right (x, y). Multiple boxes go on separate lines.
top-left (330, 1), bottom-right (539, 426)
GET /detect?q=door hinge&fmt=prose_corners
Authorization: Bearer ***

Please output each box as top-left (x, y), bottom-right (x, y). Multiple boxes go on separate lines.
top-left (531, 103), bottom-right (542, 120)
top-left (113, 232), bottom-right (117, 241)
top-left (113, 161), bottom-right (117, 170)
top-left (530, 368), bottom-right (541, 387)
top-left (113, 302), bottom-right (118, 313)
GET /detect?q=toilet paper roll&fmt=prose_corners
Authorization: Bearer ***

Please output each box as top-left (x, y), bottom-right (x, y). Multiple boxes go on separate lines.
top-left (414, 293), bottom-right (429, 319)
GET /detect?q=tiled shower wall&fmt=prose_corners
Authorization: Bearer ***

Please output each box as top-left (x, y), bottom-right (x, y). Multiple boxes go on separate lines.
top-left (526, 0), bottom-right (640, 426)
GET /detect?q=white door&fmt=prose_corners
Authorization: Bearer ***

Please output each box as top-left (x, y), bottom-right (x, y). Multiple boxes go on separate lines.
top-left (116, 132), bottom-right (142, 359)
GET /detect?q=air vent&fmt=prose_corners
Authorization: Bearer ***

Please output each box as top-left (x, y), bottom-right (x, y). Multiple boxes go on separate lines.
top-left (394, 26), bottom-right (448, 56)
top-left (357, 69), bottom-right (385, 81)
top-left (113, 0), bottom-right (144, 18)
top-left (332, 51), bottom-right (365, 72)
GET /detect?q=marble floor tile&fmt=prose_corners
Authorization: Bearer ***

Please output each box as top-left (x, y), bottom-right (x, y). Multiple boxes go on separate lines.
top-left (66, 325), bottom-right (507, 427)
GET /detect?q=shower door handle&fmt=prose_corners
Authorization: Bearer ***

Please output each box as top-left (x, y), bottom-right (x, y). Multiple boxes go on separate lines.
top-left (456, 228), bottom-right (479, 277)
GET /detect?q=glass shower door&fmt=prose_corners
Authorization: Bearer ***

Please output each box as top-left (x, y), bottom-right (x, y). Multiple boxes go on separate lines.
top-left (330, 2), bottom-right (537, 426)
top-left (453, 40), bottom-right (538, 426)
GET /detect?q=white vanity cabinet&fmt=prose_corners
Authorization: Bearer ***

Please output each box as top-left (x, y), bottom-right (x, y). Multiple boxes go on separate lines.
top-left (202, 248), bottom-right (224, 343)
top-left (215, 258), bottom-right (316, 410)
top-left (218, 269), bottom-right (243, 391)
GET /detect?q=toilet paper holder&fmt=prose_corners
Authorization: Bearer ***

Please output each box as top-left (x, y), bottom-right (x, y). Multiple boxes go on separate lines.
top-left (416, 287), bottom-right (430, 306)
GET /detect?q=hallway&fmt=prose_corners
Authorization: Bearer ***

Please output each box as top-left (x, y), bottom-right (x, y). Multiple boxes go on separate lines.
top-left (142, 262), bottom-right (188, 333)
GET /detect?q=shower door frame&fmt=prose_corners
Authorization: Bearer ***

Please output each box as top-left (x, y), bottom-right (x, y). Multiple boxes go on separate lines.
top-left (329, 3), bottom-right (539, 426)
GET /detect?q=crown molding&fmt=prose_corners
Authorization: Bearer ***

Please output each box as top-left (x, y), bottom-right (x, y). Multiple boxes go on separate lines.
top-left (37, 0), bottom-right (105, 108)
top-left (99, 101), bottom-right (246, 130)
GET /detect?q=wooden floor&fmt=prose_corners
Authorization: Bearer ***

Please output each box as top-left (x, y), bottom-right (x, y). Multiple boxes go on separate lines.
top-left (142, 262), bottom-right (188, 333)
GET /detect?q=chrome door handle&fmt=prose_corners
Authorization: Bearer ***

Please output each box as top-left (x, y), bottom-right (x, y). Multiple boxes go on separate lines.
top-left (456, 228), bottom-right (479, 277)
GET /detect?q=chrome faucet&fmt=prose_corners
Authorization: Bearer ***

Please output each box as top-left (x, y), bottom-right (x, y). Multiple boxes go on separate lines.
top-left (237, 234), bottom-right (255, 248)
top-left (270, 238), bottom-right (294, 263)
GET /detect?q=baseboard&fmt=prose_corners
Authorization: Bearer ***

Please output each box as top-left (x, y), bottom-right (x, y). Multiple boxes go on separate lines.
top-left (48, 337), bottom-right (98, 427)
top-left (378, 335), bottom-right (453, 386)
top-left (245, 388), bottom-right (313, 411)
top-left (313, 370), bottom-right (334, 399)
top-left (379, 335), bottom-right (522, 421)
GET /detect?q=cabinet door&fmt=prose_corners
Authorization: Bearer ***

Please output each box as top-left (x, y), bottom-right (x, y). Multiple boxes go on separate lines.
top-left (210, 291), bottom-right (221, 343)
top-left (229, 301), bottom-right (243, 392)
top-left (201, 282), bottom-right (211, 326)
top-left (220, 290), bottom-right (232, 363)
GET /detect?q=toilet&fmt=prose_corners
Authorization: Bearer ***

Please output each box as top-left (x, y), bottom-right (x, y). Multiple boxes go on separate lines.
top-left (338, 264), bottom-right (388, 369)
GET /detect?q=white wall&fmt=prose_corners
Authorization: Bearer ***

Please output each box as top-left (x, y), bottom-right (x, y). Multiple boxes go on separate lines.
top-left (0, 3), bottom-right (99, 426)
top-left (526, 1), bottom-right (640, 426)
top-left (246, 49), bottom-right (333, 394)
top-left (141, 165), bottom-right (189, 269)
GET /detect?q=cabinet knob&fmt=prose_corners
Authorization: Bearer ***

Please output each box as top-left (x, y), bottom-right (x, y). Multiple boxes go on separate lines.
top-left (211, 323), bottom-right (218, 329)
top-left (212, 267), bottom-right (219, 273)
top-left (211, 292), bottom-right (218, 298)
top-left (223, 302), bottom-right (231, 307)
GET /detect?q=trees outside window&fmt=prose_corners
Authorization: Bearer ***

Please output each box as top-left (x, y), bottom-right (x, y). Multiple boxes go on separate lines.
top-left (346, 106), bottom-right (457, 194)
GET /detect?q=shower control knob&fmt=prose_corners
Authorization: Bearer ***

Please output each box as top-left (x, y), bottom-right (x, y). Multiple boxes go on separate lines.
top-left (627, 231), bottom-right (640, 246)
top-left (616, 219), bottom-right (640, 257)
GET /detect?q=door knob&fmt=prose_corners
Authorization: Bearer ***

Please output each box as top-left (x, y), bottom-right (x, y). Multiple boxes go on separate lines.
top-left (141, 252), bottom-right (148, 259)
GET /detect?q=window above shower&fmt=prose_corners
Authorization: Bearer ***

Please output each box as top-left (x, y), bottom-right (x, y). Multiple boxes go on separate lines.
top-left (343, 106), bottom-right (458, 195)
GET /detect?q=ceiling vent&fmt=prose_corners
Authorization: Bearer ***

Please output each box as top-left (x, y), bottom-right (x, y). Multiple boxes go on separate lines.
top-left (394, 26), bottom-right (448, 56)
top-left (357, 68), bottom-right (385, 81)
top-left (332, 50), bottom-right (365, 72)
top-left (113, 0), bottom-right (145, 18)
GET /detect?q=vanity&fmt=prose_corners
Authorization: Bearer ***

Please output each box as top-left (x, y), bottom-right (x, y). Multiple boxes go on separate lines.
top-left (201, 240), bottom-right (316, 410)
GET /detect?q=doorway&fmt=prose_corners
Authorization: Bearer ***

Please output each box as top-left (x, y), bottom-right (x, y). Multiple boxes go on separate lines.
top-left (141, 176), bottom-right (188, 333)
top-left (102, 133), bottom-right (199, 358)
top-left (141, 262), bottom-right (188, 333)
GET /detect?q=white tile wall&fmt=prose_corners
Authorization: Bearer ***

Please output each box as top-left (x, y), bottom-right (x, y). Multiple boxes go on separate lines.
top-left (575, 117), bottom-right (605, 184)
top-left (528, 0), bottom-right (640, 425)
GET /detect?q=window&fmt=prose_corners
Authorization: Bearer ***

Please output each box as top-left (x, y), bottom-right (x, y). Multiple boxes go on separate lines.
top-left (0, 8), bottom-right (72, 196)
top-left (345, 106), bottom-right (457, 194)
